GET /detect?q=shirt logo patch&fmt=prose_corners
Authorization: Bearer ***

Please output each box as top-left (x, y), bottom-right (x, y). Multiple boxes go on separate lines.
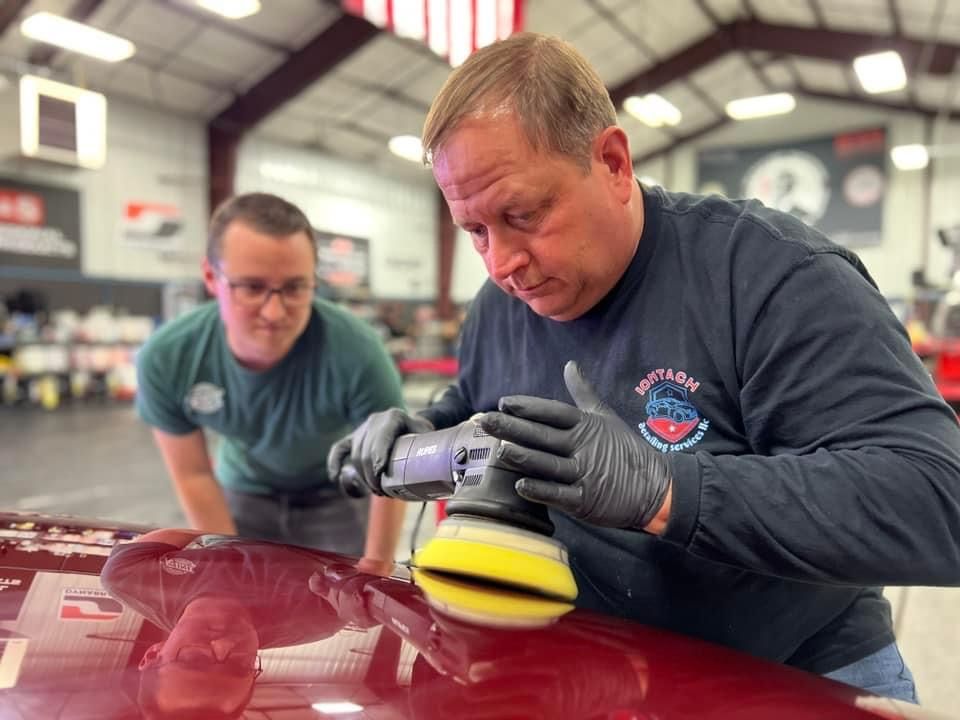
top-left (161, 556), bottom-right (196, 576)
top-left (634, 369), bottom-right (710, 452)
top-left (185, 382), bottom-right (224, 414)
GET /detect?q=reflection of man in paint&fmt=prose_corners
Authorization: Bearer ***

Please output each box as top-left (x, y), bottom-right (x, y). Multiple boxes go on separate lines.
top-left (101, 529), bottom-right (349, 719)
top-left (308, 563), bottom-right (650, 720)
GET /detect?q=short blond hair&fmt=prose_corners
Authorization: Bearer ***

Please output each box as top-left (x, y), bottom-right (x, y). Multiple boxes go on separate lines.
top-left (422, 33), bottom-right (617, 171)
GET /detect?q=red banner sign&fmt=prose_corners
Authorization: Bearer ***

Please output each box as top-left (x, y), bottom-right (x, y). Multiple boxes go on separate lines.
top-left (0, 190), bottom-right (45, 227)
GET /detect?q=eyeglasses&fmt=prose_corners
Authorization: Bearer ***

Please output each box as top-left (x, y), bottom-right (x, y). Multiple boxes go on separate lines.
top-left (166, 645), bottom-right (263, 678)
top-left (217, 271), bottom-right (315, 308)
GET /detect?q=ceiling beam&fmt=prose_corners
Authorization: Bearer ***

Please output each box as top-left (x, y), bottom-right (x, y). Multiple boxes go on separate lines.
top-left (631, 86), bottom-right (958, 168)
top-left (611, 18), bottom-right (960, 110)
top-left (208, 11), bottom-right (380, 215)
top-left (211, 12), bottom-right (379, 135)
top-left (158, 0), bottom-right (289, 54)
top-left (632, 117), bottom-right (730, 167)
top-left (28, 0), bottom-right (104, 66)
top-left (733, 19), bottom-right (959, 74)
top-left (797, 86), bottom-right (959, 121)
top-left (887, 0), bottom-right (904, 36)
top-left (0, 1), bottom-right (30, 39)
top-left (610, 31), bottom-right (735, 107)
top-left (806, 0), bottom-right (828, 27)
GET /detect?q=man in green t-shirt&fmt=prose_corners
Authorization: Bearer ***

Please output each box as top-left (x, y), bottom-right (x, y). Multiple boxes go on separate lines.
top-left (136, 192), bottom-right (406, 565)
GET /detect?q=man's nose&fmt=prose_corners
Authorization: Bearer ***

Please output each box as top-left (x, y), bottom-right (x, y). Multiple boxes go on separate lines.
top-left (259, 290), bottom-right (287, 321)
top-left (485, 229), bottom-right (529, 282)
top-left (209, 637), bottom-right (237, 661)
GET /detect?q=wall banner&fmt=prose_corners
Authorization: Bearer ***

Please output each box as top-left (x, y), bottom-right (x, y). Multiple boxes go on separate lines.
top-left (120, 202), bottom-right (184, 249)
top-left (696, 127), bottom-right (887, 248)
top-left (315, 230), bottom-right (370, 297)
top-left (0, 178), bottom-right (81, 269)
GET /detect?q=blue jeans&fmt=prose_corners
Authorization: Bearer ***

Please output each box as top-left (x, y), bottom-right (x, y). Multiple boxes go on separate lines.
top-left (824, 643), bottom-right (919, 704)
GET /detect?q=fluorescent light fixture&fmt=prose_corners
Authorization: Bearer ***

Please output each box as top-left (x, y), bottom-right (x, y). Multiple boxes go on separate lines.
top-left (20, 75), bottom-right (107, 169)
top-left (853, 50), bottom-right (906, 94)
top-left (622, 94), bottom-right (682, 127)
top-left (195, 0), bottom-right (262, 19)
top-left (312, 701), bottom-right (364, 715)
top-left (725, 92), bottom-right (796, 120)
top-left (20, 12), bottom-right (135, 62)
top-left (388, 134), bottom-right (424, 163)
top-left (890, 144), bottom-right (929, 171)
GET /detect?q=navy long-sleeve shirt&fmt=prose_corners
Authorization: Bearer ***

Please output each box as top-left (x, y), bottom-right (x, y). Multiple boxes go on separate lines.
top-left (422, 186), bottom-right (960, 673)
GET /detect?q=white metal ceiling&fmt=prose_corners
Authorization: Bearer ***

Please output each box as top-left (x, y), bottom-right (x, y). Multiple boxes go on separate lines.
top-left (0, 0), bottom-right (957, 175)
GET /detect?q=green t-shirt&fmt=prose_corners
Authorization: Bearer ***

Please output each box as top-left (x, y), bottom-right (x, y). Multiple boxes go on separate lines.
top-left (136, 299), bottom-right (404, 494)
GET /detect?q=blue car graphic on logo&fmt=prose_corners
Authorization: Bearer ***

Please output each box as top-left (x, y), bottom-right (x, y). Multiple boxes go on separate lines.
top-left (645, 382), bottom-right (699, 423)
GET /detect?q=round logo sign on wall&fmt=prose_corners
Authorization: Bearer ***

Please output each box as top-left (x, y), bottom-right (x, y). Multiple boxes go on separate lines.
top-left (742, 150), bottom-right (831, 225)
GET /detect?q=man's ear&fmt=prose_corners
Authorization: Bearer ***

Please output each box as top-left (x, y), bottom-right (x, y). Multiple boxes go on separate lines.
top-left (138, 643), bottom-right (164, 671)
top-left (593, 126), bottom-right (634, 203)
top-left (202, 257), bottom-right (218, 297)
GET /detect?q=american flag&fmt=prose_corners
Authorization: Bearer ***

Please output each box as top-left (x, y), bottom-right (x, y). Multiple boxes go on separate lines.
top-left (342, 0), bottom-right (523, 67)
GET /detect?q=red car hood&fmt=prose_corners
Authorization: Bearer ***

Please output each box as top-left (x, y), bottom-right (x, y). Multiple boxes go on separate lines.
top-left (0, 510), bottom-right (944, 720)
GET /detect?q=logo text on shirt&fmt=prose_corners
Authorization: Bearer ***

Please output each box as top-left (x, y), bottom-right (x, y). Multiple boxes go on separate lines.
top-left (186, 382), bottom-right (225, 414)
top-left (634, 368), bottom-right (710, 452)
top-left (162, 556), bottom-right (197, 576)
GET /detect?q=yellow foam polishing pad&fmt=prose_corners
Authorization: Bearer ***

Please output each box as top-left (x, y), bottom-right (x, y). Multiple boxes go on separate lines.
top-left (412, 568), bottom-right (574, 628)
top-left (413, 516), bottom-right (578, 602)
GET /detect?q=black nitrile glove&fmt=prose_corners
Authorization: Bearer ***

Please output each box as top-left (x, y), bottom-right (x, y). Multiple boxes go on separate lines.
top-left (308, 564), bottom-right (379, 629)
top-left (326, 409), bottom-right (434, 494)
top-left (478, 361), bottom-right (671, 531)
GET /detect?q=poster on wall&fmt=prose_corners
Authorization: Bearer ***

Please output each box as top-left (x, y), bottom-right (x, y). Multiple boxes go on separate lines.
top-left (120, 201), bottom-right (184, 249)
top-left (0, 569), bottom-right (35, 621)
top-left (696, 128), bottom-right (887, 248)
top-left (59, 586), bottom-right (124, 621)
top-left (0, 178), bottom-right (81, 270)
top-left (315, 229), bottom-right (370, 297)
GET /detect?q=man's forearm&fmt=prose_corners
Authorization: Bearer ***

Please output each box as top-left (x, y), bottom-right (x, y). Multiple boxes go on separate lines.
top-left (418, 383), bottom-right (472, 429)
top-left (171, 472), bottom-right (238, 535)
top-left (362, 496), bottom-right (407, 564)
top-left (134, 528), bottom-right (207, 547)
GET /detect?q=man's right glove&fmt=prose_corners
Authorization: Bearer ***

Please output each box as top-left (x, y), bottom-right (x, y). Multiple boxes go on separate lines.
top-left (478, 361), bottom-right (671, 531)
top-left (326, 409), bottom-right (434, 494)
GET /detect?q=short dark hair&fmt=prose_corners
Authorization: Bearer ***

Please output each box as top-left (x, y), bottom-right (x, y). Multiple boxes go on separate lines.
top-left (207, 192), bottom-right (316, 265)
top-left (137, 666), bottom-right (254, 720)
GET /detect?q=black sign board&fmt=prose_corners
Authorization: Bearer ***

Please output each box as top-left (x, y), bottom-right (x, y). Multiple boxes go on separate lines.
top-left (315, 229), bottom-right (370, 297)
top-left (697, 128), bottom-right (886, 248)
top-left (0, 177), bottom-right (82, 270)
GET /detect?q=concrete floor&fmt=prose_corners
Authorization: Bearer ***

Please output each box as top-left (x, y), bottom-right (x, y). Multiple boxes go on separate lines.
top-left (1, 399), bottom-right (958, 714)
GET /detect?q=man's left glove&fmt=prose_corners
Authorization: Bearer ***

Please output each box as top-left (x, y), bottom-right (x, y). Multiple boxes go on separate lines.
top-left (478, 361), bottom-right (671, 531)
top-left (308, 563), bottom-right (379, 629)
top-left (327, 409), bottom-right (434, 495)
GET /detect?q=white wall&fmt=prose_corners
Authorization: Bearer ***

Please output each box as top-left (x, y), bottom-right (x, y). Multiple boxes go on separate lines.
top-left (0, 95), bottom-right (208, 281)
top-left (236, 137), bottom-right (439, 300)
top-left (928, 122), bottom-right (960, 285)
top-left (635, 97), bottom-right (954, 300)
top-left (451, 228), bottom-right (488, 303)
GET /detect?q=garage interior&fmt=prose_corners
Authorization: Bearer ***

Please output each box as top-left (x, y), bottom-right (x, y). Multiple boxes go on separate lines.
top-left (1, 0), bottom-right (959, 716)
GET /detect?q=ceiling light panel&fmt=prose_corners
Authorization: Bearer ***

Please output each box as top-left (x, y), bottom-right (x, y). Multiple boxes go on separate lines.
top-left (388, 135), bottom-right (424, 163)
top-left (623, 94), bottom-right (682, 128)
top-left (890, 144), bottom-right (929, 171)
top-left (725, 92), bottom-right (796, 120)
top-left (194, 0), bottom-right (261, 20)
top-left (20, 12), bottom-right (135, 62)
top-left (853, 50), bottom-right (907, 94)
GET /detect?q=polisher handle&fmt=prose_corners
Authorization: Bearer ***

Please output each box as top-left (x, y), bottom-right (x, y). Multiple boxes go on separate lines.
top-left (338, 462), bottom-right (369, 498)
